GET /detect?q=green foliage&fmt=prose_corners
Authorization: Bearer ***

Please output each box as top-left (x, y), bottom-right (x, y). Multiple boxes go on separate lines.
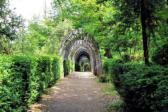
top-left (98, 75), bottom-right (107, 83)
top-left (0, 55), bottom-right (61, 111)
top-left (152, 42), bottom-right (168, 66)
top-left (103, 58), bottom-right (123, 75)
top-left (0, 0), bottom-right (24, 54)
top-left (101, 86), bottom-right (116, 95)
top-left (106, 101), bottom-right (124, 112)
top-left (1, 0), bottom-right (168, 111)
top-left (101, 58), bottom-right (123, 83)
top-left (78, 61), bottom-right (91, 72)
top-left (155, 8), bottom-right (168, 19)
top-left (53, 0), bottom-right (168, 64)
top-left (98, 74), bottom-right (111, 83)
top-left (14, 17), bottom-right (72, 55)
top-left (63, 59), bottom-right (74, 76)
top-left (110, 62), bottom-right (168, 112)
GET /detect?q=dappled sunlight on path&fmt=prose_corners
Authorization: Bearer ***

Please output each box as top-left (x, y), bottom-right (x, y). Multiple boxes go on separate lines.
top-left (28, 72), bottom-right (120, 112)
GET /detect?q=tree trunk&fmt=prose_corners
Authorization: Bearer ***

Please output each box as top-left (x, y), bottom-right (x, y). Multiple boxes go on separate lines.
top-left (104, 48), bottom-right (112, 58)
top-left (141, 0), bottom-right (150, 65)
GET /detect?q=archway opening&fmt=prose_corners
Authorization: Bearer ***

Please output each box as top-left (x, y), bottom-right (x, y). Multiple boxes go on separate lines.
top-left (75, 51), bottom-right (91, 72)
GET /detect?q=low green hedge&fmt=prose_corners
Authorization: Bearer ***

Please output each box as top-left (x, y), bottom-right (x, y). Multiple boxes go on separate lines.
top-left (0, 55), bottom-right (61, 112)
top-left (63, 59), bottom-right (74, 76)
top-left (102, 58), bottom-right (123, 82)
top-left (108, 61), bottom-right (168, 112)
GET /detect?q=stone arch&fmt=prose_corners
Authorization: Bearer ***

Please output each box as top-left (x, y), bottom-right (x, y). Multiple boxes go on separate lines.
top-left (60, 29), bottom-right (102, 75)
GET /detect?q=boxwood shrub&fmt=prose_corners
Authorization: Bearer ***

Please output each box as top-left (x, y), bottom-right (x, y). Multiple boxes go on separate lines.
top-left (109, 62), bottom-right (168, 112)
top-left (102, 58), bottom-right (123, 82)
top-left (63, 59), bottom-right (74, 76)
top-left (0, 55), bottom-right (62, 112)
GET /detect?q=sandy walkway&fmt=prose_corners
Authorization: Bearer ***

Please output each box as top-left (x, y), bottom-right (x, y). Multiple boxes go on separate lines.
top-left (28, 72), bottom-right (120, 112)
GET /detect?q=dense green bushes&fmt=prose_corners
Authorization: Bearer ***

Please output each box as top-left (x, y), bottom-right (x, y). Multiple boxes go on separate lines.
top-left (101, 58), bottom-right (120, 83)
top-left (105, 59), bottom-right (168, 112)
top-left (152, 42), bottom-right (168, 66)
top-left (103, 58), bottom-right (123, 76)
top-left (63, 59), bottom-right (74, 76)
top-left (0, 55), bottom-right (62, 112)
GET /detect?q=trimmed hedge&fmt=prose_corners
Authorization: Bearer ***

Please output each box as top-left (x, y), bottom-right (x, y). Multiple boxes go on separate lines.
top-left (0, 55), bottom-right (62, 112)
top-left (63, 59), bottom-right (74, 76)
top-left (103, 58), bottom-right (123, 75)
top-left (102, 58), bottom-right (123, 83)
top-left (106, 59), bottom-right (168, 112)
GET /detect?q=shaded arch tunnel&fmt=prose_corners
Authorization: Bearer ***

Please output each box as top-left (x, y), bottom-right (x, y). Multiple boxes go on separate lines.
top-left (60, 29), bottom-right (102, 76)
top-left (75, 50), bottom-right (91, 72)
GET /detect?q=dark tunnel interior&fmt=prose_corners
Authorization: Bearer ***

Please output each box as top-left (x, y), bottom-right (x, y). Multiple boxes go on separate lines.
top-left (75, 51), bottom-right (91, 72)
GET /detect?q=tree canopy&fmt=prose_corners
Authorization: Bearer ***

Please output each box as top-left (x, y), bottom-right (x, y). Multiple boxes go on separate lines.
top-left (0, 0), bottom-right (168, 63)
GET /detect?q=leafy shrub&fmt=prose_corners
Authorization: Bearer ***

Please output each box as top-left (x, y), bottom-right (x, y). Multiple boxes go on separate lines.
top-left (98, 74), bottom-right (112, 83)
top-left (152, 42), bottom-right (168, 66)
top-left (98, 74), bottom-right (107, 83)
top-left (110, 62), bottom-right (168, 112)
top-left (103, 58), bottom-right (123, 75)
top-left (121, 54), bottom-right (131, 62)
top-left (63, 59), bottom-right (74, 76)
top-left (0, 55), bottom-right (62, 111)
top-left (102, 58), bottom-right (123, 84)
top-left (0, 55), bottom-right (26, 111)
top-left (106, 101), bottom-right (124, 112)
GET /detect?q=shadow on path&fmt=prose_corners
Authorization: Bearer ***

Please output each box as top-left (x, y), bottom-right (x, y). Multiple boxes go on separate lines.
top-left (28, 72), bottom-right (120, 112)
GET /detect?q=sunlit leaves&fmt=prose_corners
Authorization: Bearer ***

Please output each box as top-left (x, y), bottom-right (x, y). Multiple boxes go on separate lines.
top-left (0, 0), bottom-right (24, 54)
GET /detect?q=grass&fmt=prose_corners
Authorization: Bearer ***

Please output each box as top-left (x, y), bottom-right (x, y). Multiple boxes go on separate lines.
top-left (99, 80), bottom-right (123, 112)
top-left (98, 74), bottom-right (112, 83)
top-left (101, 84), bottom-right (118, 96)
top-left (106, 101), bottom-right (124, 112)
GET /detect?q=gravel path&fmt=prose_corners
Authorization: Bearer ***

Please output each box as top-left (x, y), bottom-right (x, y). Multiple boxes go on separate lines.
top-left (28, 72), bottom-right (120, 112)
